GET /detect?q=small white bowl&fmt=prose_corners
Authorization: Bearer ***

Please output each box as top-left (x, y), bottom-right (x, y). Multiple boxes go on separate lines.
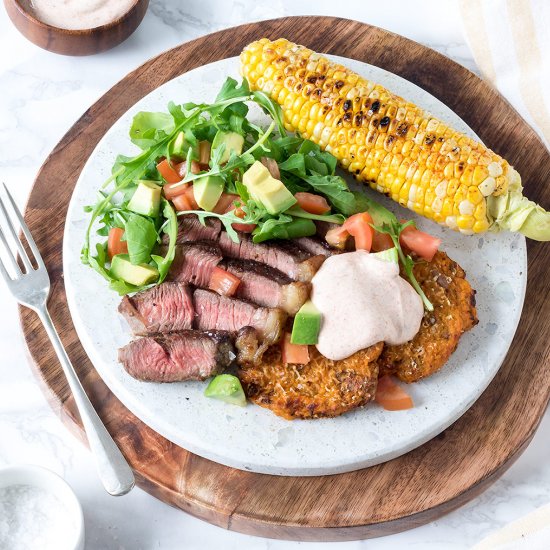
top-left (0, 465), bottom-right (84, 550)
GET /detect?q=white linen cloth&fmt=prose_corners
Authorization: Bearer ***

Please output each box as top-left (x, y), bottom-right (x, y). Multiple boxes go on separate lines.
top-left (459, 4), bottom-right (550, 547)
top-left (472, 502), bottom-right (550, 549)
top-left (460, 2), bottom-right (550, 547)
top-left (460, 0), bottom-right (550, 150)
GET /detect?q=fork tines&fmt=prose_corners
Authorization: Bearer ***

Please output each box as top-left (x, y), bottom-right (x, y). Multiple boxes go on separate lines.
top-left (0, 183), bottom-right (43, 281)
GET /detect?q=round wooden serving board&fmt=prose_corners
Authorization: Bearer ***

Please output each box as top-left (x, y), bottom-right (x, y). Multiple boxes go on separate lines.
top-left (20, 17), bottom-right (550, 541)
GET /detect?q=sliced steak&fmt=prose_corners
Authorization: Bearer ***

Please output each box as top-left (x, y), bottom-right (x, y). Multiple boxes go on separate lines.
top-left (162, 214), bottom-right (222, 245)
top-left (224, 259), bottom-right (309, 315)
top-left (314, 220), bottom-right (341, 238)
top-left (218, 232), bottom-right (324, 282)
top-left (119, 282), bottom-right (194, 336)
top-left (167, 241), bottom-right (222, 287)
top-left (294, 236), bottom-right (338, 257)
top-left (193, 288), bottom-right (287, 349)
top-left (118, 330), bottom-right (235, 382)
top-left (234, 326), bottom-right (262, 366)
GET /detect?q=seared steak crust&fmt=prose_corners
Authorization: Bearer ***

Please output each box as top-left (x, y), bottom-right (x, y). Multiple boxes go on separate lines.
top-left (118, 330), bottom-right (235, 382)
top-left (218, 232), bottom-right (325, 282)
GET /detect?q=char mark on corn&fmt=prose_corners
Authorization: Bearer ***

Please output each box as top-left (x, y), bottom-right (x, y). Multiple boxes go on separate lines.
top-left (240, 38), bottom-right (518, 235)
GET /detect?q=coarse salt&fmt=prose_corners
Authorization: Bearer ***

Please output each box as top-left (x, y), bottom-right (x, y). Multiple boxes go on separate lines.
top-left (0, 484), bottom-right (76, 550)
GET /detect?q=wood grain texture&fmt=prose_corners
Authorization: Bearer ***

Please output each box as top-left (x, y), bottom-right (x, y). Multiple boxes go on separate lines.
top-left (19, 17), bottom-right (550, 541)
top-left (4, 0), bottom-right (149, 56)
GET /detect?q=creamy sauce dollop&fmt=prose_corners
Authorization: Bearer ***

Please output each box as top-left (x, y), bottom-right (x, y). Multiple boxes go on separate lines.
top-left (29, 0), bottom-right (136, 30)
top-left (311, 251), bottom-right (424, 361)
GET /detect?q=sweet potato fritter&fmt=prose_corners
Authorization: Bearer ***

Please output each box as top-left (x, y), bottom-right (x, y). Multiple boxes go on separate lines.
top-left (377, 251), bottom-right (478, 383)
top-left (238, 343), bottom-right (383, 420)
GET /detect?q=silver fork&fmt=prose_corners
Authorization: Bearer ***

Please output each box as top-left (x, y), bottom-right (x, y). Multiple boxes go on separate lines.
top-left (0, 183), bottom-right (135, 496)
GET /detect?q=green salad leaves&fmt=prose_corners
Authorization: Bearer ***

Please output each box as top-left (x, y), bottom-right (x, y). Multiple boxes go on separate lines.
top-left (81, 76), bottom-right (432, 309)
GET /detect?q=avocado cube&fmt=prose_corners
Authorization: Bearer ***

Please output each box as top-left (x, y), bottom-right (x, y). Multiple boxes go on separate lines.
top-left (172, 131), bottom-right (187, 156)
top-left (243, 161), bottom-right (297, 215)
top-left (110, 254), bottom-right (159, 286)
top-left (372, 247), bottom-right (398, 263)
top-left (127, 181), bottom-right (161, 217)
top-left (291, 300), bottom-right (322, 345)
top-left (193, 175), bottom-right (224, 211)
top-left (212, 131), bottom-right (245, 164)
top-left (204, 374), bottom-right (246, 407)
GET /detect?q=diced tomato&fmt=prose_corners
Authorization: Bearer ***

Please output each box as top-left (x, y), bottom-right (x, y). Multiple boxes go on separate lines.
top-left (173, 160), bottom-right (201, 179)
top-left (157, 159), bottom-right (181, 183)
top-left (375, 375), bottom-right (414, 411)
top-left (295, 192), bottom-right (331, 215)
top-left (107, 227), bottom-right (128, 260)
top-left (231, 206), bottom-right (257, 233)
top-left (172, 193), bottom-right (195, 212)
top-left (171, 185), bottom-right (199, 211)
top-left (325, 225), bottom-right (350, 249)
top-left (343, 212), bottom-right (374, 251)
top-left (260, 157), bottom-right (281, 180)
top-left (371, 231), bottom-right (394, 252)
top-left (232, 222), bottom-right (256, 233)
top-left (399, 223), bottom-right (441, 262)
top-left (209, 266), bottom-right (241, 297)
top-left (184, 185), bottom-right (199, 210)
top-left (281, 333), bottom-right (310, 365)
top-left (213, 193), bottom-right (240, 214)
top-left (163, 181), bottom-right (189, 200)
top-left (198, 141), bottom-right (211, 168)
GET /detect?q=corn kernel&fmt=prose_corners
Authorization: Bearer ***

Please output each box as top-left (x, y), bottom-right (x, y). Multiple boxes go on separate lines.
top-left (457, 216), bottom-right (474, 230)
top-left (472, 165), bottom-right (488, 186)
top-left (473, 219), bottom-right (490, 233)
top-left (467, 187), bottom-right (483, 205)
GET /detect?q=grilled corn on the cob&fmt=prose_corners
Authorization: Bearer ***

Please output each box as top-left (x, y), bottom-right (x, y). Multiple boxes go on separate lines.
top-left (241, 38), bottom-right (550, 240)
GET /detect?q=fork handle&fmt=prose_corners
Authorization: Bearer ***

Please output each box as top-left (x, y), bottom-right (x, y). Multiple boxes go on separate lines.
top-left (37, 305), bottom-right (135, 496)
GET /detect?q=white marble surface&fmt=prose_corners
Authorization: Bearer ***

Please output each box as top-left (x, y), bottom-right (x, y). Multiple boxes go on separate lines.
top-left (0, 0), bottom-right (548, 548)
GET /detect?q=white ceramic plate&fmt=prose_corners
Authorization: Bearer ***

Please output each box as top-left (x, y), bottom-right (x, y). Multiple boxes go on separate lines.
top-left (63, 55), bottom-right (526, 476)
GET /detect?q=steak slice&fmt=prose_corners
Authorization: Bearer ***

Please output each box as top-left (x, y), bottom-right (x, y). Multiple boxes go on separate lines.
top-left (118, 330), bottom-right (235, 382)
top-left (223, 259), bottom-right (309, 315)
top-left (167, 241), bottom-right (222, 287)
top-left (218, 232), bottom-right (325, 282)
top-left (119, 282), bottom-right (194, 336)
top-left (162, 214), bottom-right (222, 245)
top-left (314, 220), bottom-right (341, 238)
top-left (193, 288), bottom-right (287, 352)
top-left (294, 236), bottom-right (338, 257)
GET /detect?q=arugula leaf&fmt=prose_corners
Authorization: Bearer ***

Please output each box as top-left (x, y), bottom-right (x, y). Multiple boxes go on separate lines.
top-left (252, 216), bottom-right (316, 243)
top-left (298, 140), bottom-right (337, 174)
top-left (124, 214), bottom-right (157, 265)
top-left (285, 206), bottom-right (345, 224)
top-left (167, 101), bottom-right (187, 125)
top-left (130, 112), bottom-right (175, 149)
top-left (235, 180), bottom-right (250, 202)
top-left (301, 174), bottom-right (356, 215)
top-left (153, 199), bottom-right (177, 283)
top-left (372, 218), bottom-right (434, 311)
top-left (278, 153), bottom-right (306, 175)
top-left (251, 90), bottom-right (286, 136)
top-left (215, 77), bottom-right (250, 102)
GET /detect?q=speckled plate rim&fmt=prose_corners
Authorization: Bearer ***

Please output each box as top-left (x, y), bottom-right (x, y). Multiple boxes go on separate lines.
top-left (62, 55), bottom-right (527, 476)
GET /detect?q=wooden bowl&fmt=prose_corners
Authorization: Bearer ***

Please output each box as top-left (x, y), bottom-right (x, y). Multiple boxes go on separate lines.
top-left (4, 0), bottom-right (149, 56)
